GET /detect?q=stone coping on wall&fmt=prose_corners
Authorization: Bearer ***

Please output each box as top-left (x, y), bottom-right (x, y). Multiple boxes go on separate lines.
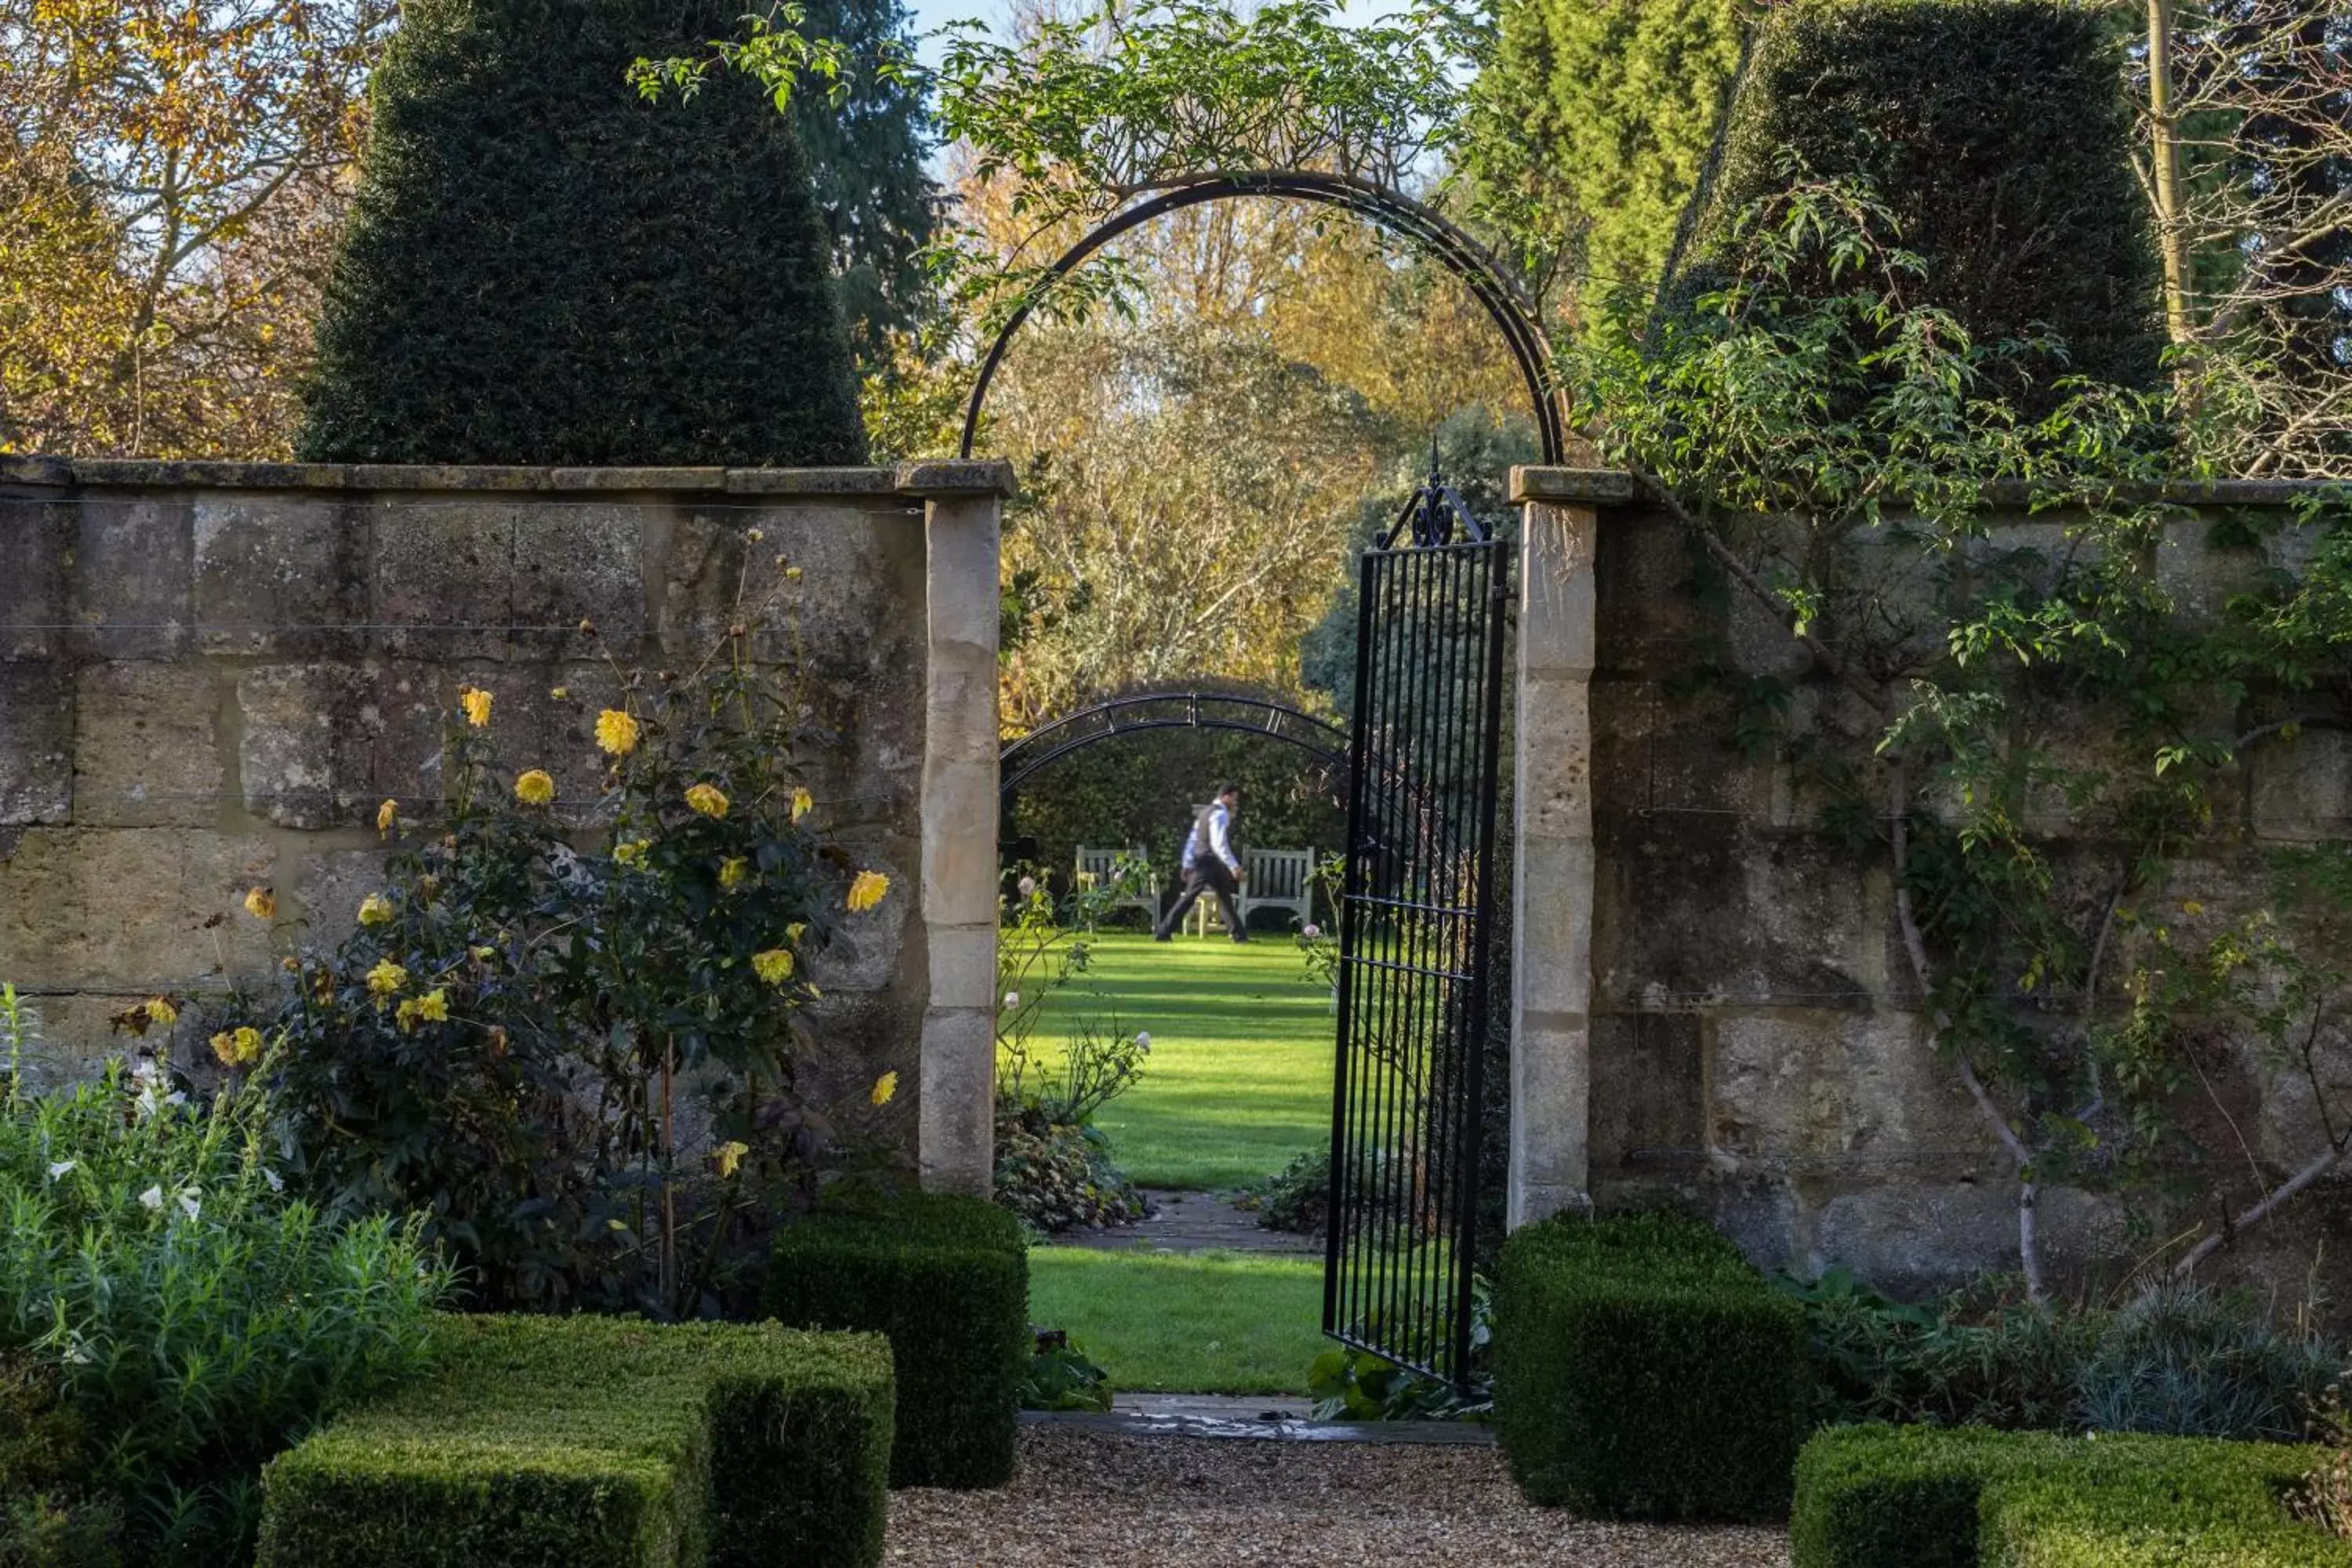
top-left (1509, 464), bottom-right (2343, 510)
top-left (0, 455), bottom-right (1018, 499)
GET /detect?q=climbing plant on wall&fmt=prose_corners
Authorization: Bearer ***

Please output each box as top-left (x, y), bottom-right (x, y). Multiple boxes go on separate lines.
top-left (1576, 151), bottom-right (2352, 1300)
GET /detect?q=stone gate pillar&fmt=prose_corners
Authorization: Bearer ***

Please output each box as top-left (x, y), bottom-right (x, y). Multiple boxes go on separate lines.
top-left (903, 461), bottom-right (1011, 1196)
top-left (1505, 467), bottom-right (1626, 1227)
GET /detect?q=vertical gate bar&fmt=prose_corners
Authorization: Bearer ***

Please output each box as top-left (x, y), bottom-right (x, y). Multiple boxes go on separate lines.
top-left (1368, 545), bottom-right (1418, 1357)
top-left (1454, 541), bottom-right (1512, 1385)
top-left (1428, 547), bottom-right (1479, 1374)
top-left (1411, 550), bottom-right (1468, 1373)
top-left (1396, 543), bottom-right (1439, 1367)
top-left (1356, 545), bottom-right (1413, 1352)
top-left (1325, 545), bottom-right (1381, 1339)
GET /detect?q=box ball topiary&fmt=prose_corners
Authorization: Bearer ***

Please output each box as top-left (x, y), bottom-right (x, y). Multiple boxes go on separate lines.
top-left (1494, 1210), bottom-right (1811, 1520)
top-left (762, 1190), bottom-right (1029, 1490)
top-left (1669, 0), bottom-right (2165, 412)
top-left (296, 0), bottom-right (866, 467)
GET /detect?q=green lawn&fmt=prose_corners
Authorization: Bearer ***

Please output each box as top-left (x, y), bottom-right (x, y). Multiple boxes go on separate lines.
top-left (1027, 1247), bottom-right (1328, 1395)
top-left (1029, 931), bottom-right (1334, 1192)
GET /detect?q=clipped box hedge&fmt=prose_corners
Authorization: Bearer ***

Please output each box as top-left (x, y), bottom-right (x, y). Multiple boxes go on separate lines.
top-left (1793, 1423), bottom-right (2352, 1568)
top-left (255, 1313), bottom-right (893, 1568)
top-left (1495, 1210), bottom-right (1809, 1520)
top-left (763, 1190), bottom-right (1029, 1490)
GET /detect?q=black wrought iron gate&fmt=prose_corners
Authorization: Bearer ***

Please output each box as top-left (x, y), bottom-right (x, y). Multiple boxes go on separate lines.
top-left (1323, 467), bottom-right (1512, 1388)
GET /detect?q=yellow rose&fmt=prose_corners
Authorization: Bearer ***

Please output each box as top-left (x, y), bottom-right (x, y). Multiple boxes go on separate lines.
top-left (365, 959), bottom-right (408, 998)
top-left (713, 1140), bottom-right (750, 1179)
top-left (751, 948), bottom-right (795, 986)
top-left (415, 988), bottom-right (448, 1023)
top-left (718, 857), bottom-right (750, 892)
top-left (514, 768), bottom-right (556, 806)
top-left (870, 1070), bottom-right (898, 1108)
top-left (684, 782), bottom-right (729, 818)
top-left (358, 893), bottom-right (394, 927)
top-left (376, 798), bottom-right (398, 837)
top-left (459, 686), bottom-right (493, 728)
top-left (790, 787), bottom-right (815, 823)
top-left (595, 709), bottom-right (641, 758)
top-left (144, 996), bottom-right (178, 1029)
top-left (243, 887), bottom-right (277, 920)
top-left (613, 838), bottom-right (652, 869)
top-left (847, 870), bottom-right (889, 913)
top-left (209, 1026), bottom-right (262, 1068)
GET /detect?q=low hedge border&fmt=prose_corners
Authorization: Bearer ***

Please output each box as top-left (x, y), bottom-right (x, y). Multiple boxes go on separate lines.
top-left (254, 1313), bottom-right (894, 1568)
top-left (1494, 1210), bottom-right (1810, 1521)
top-left (762, 1190), bottom-right (1029, 1490)
top-left (1793, 1423), bottom-right (2352, 1567)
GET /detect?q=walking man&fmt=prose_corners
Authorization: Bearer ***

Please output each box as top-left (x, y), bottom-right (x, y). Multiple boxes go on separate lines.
top-left (1154, 783), bottom-right (1247, 942)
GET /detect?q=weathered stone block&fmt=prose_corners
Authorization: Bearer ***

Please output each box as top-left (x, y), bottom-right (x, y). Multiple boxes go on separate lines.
top-left (0, 989), bottom-right (187, 1091)
top-left (69, 495), bottom-right (192, 659)
top-left (1709, 1009), bottom-right (1984, 1164)
top-left (918, 1006), bottom-right (994, 1197)
top-left (807, 851), bottom-right (915, 994)
top-left (1809, 1181), bottom-right (2124, 1300)
top-left (0, 827), bottom-right (274, 989)
top-left (1593, 825), bottom-right (1878, 1009)
top-left (512, 505), bottom-right (644, 659)
top-left (372, 504), bottom-right (514, 659)
top-left (1515, 675), bottom-right (1591, 844)
top-left (1590, 1011), bottom-right (1704, 1171)
top-left (193, 494), bottom-right (370, 655)
top-left (661, 503), bottom-right (920, 662)
top-left (238, 666), bottom-right (382, 829)
top-left (0, 666), bottom-right (72, 825)
top-left (2251, 728), bottom-right (2350, 844)
top-left (0, 498), bottom-right (70, 660)
top-left (296, 847), bottom-right (393, 948)
top-left (73, 663), bottom-right (222, 827)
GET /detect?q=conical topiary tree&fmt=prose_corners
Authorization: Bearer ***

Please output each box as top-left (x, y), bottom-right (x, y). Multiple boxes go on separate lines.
top-left (298, 0), bottom-right (867, 467)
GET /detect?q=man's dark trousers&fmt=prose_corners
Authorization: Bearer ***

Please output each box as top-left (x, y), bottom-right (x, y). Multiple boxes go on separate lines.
top-left (1156, 861), bottom-right (1246, 941)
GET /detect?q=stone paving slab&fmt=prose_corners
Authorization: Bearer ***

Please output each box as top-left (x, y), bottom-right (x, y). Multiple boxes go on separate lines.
top-left (1062, 1188), bottom-right (1322, 1255)
top-left (1023, 1392), bottom-right (1494, 1446)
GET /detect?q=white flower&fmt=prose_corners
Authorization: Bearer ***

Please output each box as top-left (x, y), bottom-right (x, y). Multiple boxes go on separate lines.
top-left (61, 1338), bottom-right (92, 1367)
top-left (1002, 991), bottom-right (1020, 1011)
top-left (176, 1189), bottom-right (201, 1222)
top-left (1134, 1031), bottom-right (1152, 1054)
top-left (165, 1091), bottom-right (186, 1109)
top-left (1302, 924), bottom-right (1322, 939)
top-left (129, 1058), bottom-right (162, 1085)
top-left (45, 1160), bottom-right (74, 1181)
top-left (263, 1167), bottom-right (284, 1194)
top-left (1017, 877), bottom-right (1037, 898)
top-left (138, 1185), bottom-right (164, 1211)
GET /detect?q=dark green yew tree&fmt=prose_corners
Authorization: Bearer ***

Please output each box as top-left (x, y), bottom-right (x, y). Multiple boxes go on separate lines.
top-left (298, 0), bottom-right (866, 466)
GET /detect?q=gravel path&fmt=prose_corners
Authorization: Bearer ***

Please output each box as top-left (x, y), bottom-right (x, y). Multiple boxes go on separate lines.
top-left (885, 1428), bottom-right (1791, 1567)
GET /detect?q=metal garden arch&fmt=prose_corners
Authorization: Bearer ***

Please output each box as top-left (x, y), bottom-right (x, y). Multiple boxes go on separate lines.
top-left (975, 171), bottom-right (1548, 1389)
top-left (957, 169), bottom-right (1569, 465)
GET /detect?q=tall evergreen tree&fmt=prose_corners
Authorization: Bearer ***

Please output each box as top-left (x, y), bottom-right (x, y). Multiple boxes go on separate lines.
top-left (297, 0), bottom-right (866, 466)
top-left (1472, 0), bottom-right (1747, 339)
top-left (792, 0), bottom-right (937, 364)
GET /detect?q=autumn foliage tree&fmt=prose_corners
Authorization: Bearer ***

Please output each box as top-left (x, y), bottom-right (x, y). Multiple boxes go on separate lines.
top-left (0, 0), bottom-right (390, 457)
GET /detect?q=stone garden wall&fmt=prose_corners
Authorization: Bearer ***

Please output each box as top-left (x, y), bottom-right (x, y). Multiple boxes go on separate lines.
top-left (1515, 468), bottom-right (2352, 1304)
top-left (0, 456), bottom-right (1008, 1178)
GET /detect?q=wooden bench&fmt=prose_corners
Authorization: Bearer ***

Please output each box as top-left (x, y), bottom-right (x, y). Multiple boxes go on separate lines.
top-left (1186, 844), bottom-right (1318, 937)
top-left (1074, 845), bottom-right (1161, 927)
